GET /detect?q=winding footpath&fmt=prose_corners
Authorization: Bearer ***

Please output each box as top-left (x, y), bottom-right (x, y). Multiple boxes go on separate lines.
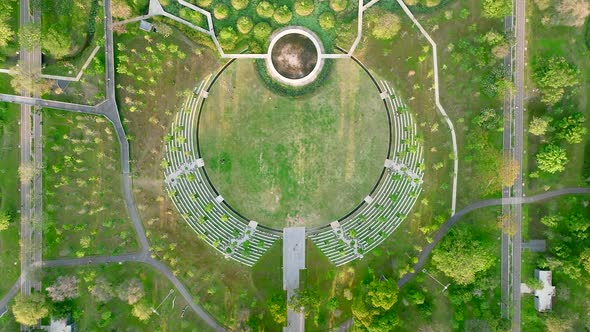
top-left (397, 187), bottom-right (590, 287)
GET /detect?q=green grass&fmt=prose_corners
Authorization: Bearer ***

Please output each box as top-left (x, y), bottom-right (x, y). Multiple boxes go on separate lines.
top-left (0, 0), bottom-right (20, 66)
top-left (42, 111), bottom-right (138, 258)
top-left (0, 103), bottom-right (20, 295)
top-left (200, 59), bottom-right (389, 229)
top-left (41, 263), bottom-right (215, 331)
top-left (524, 3), bottom-right (590, 194)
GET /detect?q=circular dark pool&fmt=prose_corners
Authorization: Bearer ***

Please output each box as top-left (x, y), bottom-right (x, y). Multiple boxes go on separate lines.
top-left (270, 33), bottom-right (319, 80)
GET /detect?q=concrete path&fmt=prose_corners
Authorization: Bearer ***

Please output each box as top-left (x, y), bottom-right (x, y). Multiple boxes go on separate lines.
top-left (395, 0), bottom-right (458, 215)
top-left (283, 227), bottom-right (306, 332)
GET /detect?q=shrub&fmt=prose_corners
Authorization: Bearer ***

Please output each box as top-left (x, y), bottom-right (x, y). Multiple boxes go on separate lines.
top-left (371, 12), bottom-right (401, 40)
top-left (256, 1), bottom-right (274, 18)
top-left (295, 0), bottom-right (315, 16)
top-left (426, 0), bottom-right (441, 6)
top-left (195, 0), bottom-right (212, 7)
top-left (330, 0), bottom-right (348, 11)
top-left (274, 5), bottom-right (293, 24)
top-left (253, 22), bottom-right (272, 41)
top-left (219, 26), bottom-right (238, 50)
top-left (237, 16), bottom-right (253, 34)
top-left (319, 11), bottom-right (336, 30)
top-left (213, 3), bottom-right (230, 19)
top-left (231, 0), bottom-right (249, 10)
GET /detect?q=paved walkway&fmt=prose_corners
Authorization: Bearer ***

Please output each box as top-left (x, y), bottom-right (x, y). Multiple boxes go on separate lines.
top-left (283, 227), bottom-right (306, 332)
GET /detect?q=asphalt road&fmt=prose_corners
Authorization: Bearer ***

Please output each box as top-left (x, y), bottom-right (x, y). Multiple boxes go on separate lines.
top-left (512, 0), bottom-right (526, 328)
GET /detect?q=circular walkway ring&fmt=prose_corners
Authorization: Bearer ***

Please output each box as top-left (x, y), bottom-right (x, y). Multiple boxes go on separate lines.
top-left (266, 27), bottom-right (325, 87)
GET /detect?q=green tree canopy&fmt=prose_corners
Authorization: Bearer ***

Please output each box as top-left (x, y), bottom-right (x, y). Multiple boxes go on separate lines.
top-left (294, 0), bottom-right (315, 16)
top-left (268, 293), bottom-right (286, 324)
top-left (236, 16), bottom-right (253, 34)
top-left (12, 294), bottom-right (49, 326)
top-left (256, 1), bottom-right (274, 18)
top-left (529, 116), bottom-right (550, 136)
top-left (482, 0), bottom-right (513, 18)
top-left (213, 3), bottom-right (230, 20)
top-left (19, 23), bottom-right (41, 51)
top-left (0, 17), bottom-right (15, 48)
top-left (370, 11), bottom-right (401, 40)
top-left (230, 0), bottom-right (249, 10)
top-left (536, 144), bottom-right (568, 173)
top-left (432, 227), bottom-right (495, 285)
top-left (0, 211), bottom-right (10, 231)
top-left (533, 56), bottom-right (580, 105)
top-left (555, 112), bottom-right (587, 144)
top-left (253, 22), bottom-right (272, 41)
top-left (274, 5), bottom-right (293, 24)
top-left (366, 278), bottom-right (398, 311)
top-left (132, 300), bottom-right (153, 321)
top-left (319, 12), bottom-right (336, 30)
top-left (42, 28), bottom-right (71, 58)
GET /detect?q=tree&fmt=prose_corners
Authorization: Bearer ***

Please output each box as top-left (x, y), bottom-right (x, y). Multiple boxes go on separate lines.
top-left (18, 164), bottom-right (39, 182)
top-left (253, 22), bottom-right (272, 41)
top-left (42, 28), bottom-right (71, 58)
top-left (0, 211), bottom-right (10, 231)
top-left (46, 276), bottom-right (79, 302)
top-left (330, 0), bottom-right (348, 12)
top-left (213, 3), bottom-right (230, 19)
top-left (12, 293), bottom-right (49, 326)
top-left (236, 16), bottom-right (253, 34)
top-left (111, 0), bottom-right (132, 19)
top-left (0, 18), bottom-right (15, 47)
top-left (536, 144), bottom-right (568, 173)
top-left (273, 5), bottom-right (293, 24)
top-left (580, 248), bottom-right (590, 274)
top-left (319, 12), bottom-right (336, 30)
top-left (294, 0), bottom-right (315, 16)
top-left (432, 228), bottom-right (495, 285)
top-left (526, 277), bottom-right (545, 291)
top-left (89, 277), bottom-right (114, 302)
top-left (132, 300), bottom-right (153, 321)
top-left (287, 288), bottom-right (319, 317)
top-left (497, 214), bottom-right (517, 236)
top-left (533, 57), bottom-right (580, 105)
top-left (154, 23), bottom-right (173, 38)
top-left (218, 26), bottom-right (238, 50)
top-left (483, 0), bottom-right (512, 18)
top-left (268, 293), bottom-right (286, 324)
top-left (19, 23), bottom-right (41, 51)
top-left (529, 116), bottom-right (550, 136)
top-left (499, 157), bottom-right (519, 187)
top-left (256, 1), bottom-right (274, 18)
top-left (231, 0), bottom-right (249, 10)
top-left (555, 0), bottom-right (590, 27)
top-left (371, 12), bottom-right (401, 40)
top-left (116, 278), bottom-right (145, 304)
top-left (555, 112), bottom-right (587, 144)
top-left (366, 278), bottom-right (398, 311)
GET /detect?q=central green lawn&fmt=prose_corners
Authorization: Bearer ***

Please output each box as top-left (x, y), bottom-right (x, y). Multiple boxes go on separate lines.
top-left (200, 59), bottom-right (389, 228)
top-left (0, 103), bottom-right (20, 295)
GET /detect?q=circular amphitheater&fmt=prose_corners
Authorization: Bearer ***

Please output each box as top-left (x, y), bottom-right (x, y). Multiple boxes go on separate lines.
top-left (163, 61), bottom-right (424, 267)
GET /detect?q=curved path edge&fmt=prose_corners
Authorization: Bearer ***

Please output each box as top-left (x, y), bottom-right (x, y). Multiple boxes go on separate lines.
top-left (398, 187), bottom-right (590, 286)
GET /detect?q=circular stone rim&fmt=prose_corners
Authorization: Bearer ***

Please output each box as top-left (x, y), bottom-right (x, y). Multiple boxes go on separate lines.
top-left (266, 27), bottom-right (325, 87)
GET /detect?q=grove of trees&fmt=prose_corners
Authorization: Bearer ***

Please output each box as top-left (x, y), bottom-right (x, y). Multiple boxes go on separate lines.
top-left (533, 56), bottom-right (580, 105)
top-left (352, 277), bottom-right (400, 331)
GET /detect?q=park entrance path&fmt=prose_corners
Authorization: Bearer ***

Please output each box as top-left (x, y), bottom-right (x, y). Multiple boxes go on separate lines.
top-left (283, 227), bottom-right (306, 332)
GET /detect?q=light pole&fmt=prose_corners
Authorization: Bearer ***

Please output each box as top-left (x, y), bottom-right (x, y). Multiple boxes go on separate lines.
top-left (422, 269), bottom-right (450, 293)
top-left (152, 289), bottom-right (175, 316)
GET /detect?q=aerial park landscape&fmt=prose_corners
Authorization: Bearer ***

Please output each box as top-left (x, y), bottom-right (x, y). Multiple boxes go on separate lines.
top-left (0, 0), bottom-right (589, 330)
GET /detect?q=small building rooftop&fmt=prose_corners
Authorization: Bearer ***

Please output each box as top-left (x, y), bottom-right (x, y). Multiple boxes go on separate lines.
top-left (534, 269), bottom-right (556, 312)
top-left (139, 20), bottom-right (153, 32)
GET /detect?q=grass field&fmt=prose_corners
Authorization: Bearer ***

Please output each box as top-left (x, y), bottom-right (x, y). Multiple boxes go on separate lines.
top-left (524, 2), bottom-right (590, 194)
top-left (42, 111), bottom-right (137, 259)
top-left (200, 59), bottom-right (389, 229)
top-left (42, 263), bottom-right (215, 331)
top-left (0, 103), bottom-right (20, 295)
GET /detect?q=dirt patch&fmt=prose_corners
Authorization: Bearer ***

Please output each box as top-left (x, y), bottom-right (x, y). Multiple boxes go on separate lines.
top-left (270, 33), bottom-right (318, 79)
